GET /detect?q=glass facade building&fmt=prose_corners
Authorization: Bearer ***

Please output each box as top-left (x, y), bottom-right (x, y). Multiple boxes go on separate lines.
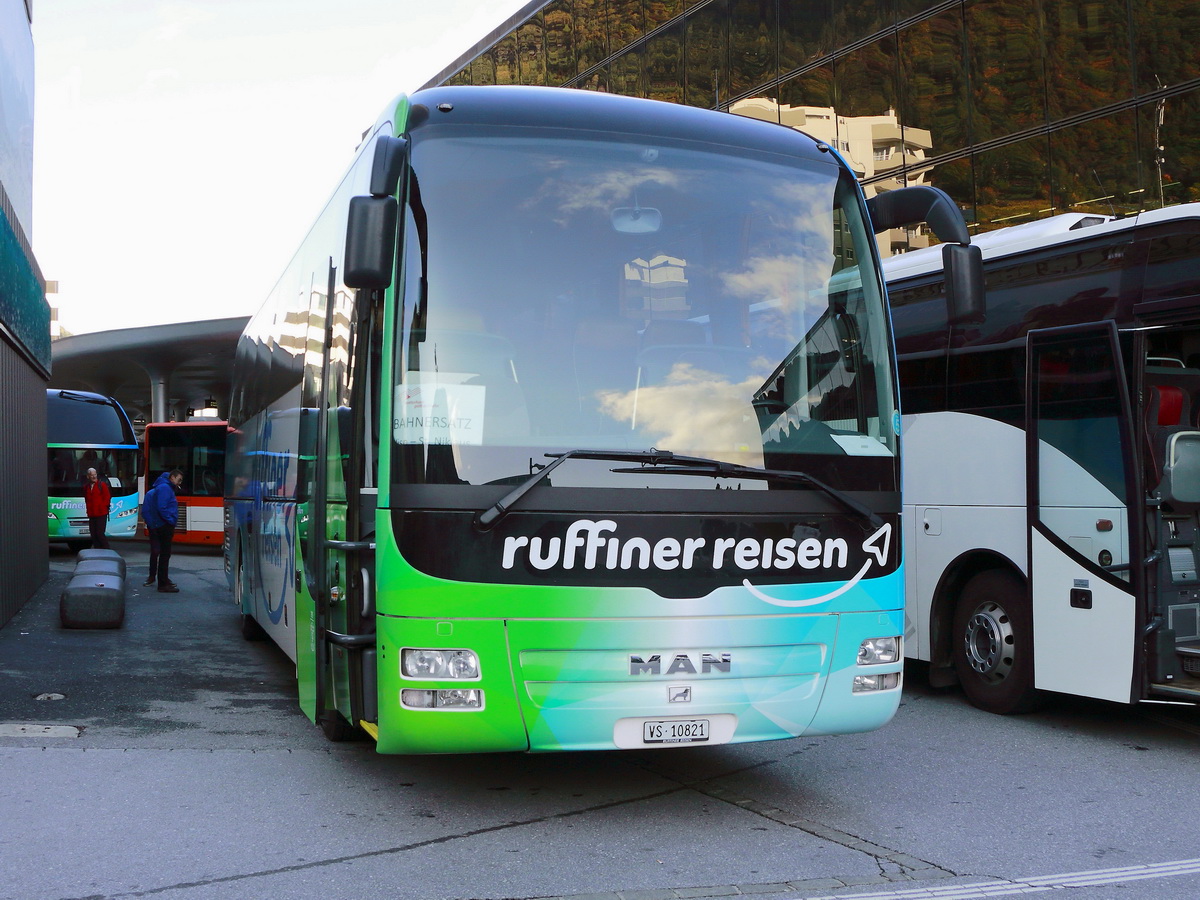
top-left (432, 0), bottom-right (1200, 246)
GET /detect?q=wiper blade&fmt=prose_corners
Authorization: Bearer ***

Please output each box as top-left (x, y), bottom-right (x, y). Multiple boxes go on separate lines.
top-left (58, 390), bottom-right (109, 405)
top-left (610, 453), bottom-right (883, 529)
top-left (476, 448), bottom-right (883, 531)
top-left (474, 449), bottom-right (678, 531)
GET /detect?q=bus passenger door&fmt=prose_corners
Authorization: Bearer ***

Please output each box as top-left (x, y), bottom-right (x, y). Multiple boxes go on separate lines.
top-left (1026, 324), bottom-right (1140, 703)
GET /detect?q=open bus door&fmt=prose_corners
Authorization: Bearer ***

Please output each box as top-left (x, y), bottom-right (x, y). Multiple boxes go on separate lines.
top-left (1025, 323), bottom-right (1141, 704)
top-left (1134, 289), bottom-right (1200, 697)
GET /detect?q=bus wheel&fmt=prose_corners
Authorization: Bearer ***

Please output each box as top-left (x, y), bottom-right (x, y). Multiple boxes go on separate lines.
top-left (235, 557), bottom-right (265, 640)
top-left (240, 614), bottom-right (266, 641)
top-left (952, 569), bottom-right (1042, 714)
top-left (318, 709), bottom-right (360, 742)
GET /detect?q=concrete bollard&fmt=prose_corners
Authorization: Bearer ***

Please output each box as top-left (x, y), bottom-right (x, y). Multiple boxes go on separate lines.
top-left (75, 548), bottom-right (127, 579)
top-left (74, 558), bottom-right (125, 580)
top-left (61, 556), bottom-right (127, 629)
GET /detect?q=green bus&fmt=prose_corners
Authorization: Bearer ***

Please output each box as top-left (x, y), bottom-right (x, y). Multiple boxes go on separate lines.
top-left (47, 389), bottom-right (140, 549)
top-left (225, 85), bottom-right (980, 753)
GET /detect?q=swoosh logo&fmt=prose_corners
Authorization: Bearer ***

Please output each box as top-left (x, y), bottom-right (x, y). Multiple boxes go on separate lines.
top-left (745, 522), bottom-right (892, 608)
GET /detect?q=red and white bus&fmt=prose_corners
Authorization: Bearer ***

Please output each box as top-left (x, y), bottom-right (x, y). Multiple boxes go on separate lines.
top-left (142, 420), bottom-right (227, 546)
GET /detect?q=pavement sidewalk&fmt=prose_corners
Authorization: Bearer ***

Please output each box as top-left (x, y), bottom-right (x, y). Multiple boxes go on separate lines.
top-left (0, 540), bottom-right (312, 749)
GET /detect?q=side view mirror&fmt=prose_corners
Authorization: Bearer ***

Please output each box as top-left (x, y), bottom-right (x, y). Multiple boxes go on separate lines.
top-left (867, 185), bottom-right (985, 326)
top-left (344, 196), bottom-right (397, 289)
top-left (867, 185), bottom-right (968, 244)
top-left (943, 242), bottom-right (985, 326)
top-left (344, 134), bottom-right (408, 290)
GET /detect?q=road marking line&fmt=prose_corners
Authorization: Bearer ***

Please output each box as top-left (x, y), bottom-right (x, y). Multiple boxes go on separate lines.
top-left (801, 857), bottom-right (1200, 899)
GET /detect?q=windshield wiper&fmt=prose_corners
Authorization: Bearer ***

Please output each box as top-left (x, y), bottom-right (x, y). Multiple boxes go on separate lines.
top-left (609, 453), bottom-right (884, 530)
top-left (475, 448), bottom-right (882, 531)
top-left (475, 449), bottom-right (679, 530)
top-left (58, 390), bottom-right (110, 405)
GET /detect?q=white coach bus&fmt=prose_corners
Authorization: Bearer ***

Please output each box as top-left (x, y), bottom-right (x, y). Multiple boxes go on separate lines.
top-left (885, 203), bottom-right (1200, 712)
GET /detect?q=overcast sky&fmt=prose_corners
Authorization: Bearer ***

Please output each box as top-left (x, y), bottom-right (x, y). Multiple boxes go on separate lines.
top-left (33, 1), bottom-right (527, 335)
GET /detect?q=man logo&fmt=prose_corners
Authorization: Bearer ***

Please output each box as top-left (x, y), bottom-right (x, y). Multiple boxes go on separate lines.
top-left (668, 685), bottom-right (692, 703)
top-left (629, 652), bottom-right (731, 676)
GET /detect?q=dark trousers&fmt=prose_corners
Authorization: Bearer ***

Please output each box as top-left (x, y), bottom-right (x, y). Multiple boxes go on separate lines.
top-left (148, 524), bottom-right (176, 586)
top-left (87, 516), bottom-right (109, 549)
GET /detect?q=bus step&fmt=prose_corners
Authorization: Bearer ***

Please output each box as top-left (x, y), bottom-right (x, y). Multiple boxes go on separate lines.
top-left (1149, 680), bottom-right (1200, 701)
top-left (1178, 643), bottom-right (1200, 676)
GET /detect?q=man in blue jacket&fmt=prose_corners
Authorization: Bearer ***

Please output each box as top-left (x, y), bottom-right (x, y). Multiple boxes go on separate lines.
top-left (143, 469), bottom-right (184, 592)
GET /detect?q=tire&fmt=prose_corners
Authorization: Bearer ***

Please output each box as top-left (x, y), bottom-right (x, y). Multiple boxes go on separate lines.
top-left (235, 552), bottom-right (267, 641)
top-left (951, 569), bottom-right (1043, 714)
top-left (318, 709), bottom-right (362, 742)
top-left (240, 613), bottom-right (266, 641)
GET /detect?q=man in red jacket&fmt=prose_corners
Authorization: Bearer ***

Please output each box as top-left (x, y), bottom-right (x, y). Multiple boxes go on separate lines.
top-left (83, 467), bottom-right (112, 549)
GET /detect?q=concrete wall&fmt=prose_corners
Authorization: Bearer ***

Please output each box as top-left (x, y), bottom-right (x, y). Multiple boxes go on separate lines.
top-left (0, 335), bottom-right (48, 626)
top-left (0, 0), bottom-right (49, 627)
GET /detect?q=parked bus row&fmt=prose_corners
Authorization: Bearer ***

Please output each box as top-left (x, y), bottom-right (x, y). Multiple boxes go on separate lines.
top-left (53, 88), bottom-right (1200, 753)
top-left (46, 390), bottom-right (226, 549)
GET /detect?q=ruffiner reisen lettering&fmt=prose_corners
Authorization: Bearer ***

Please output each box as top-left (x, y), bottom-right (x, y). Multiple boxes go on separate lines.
top-left (500, 518), bottom-right (849, 572)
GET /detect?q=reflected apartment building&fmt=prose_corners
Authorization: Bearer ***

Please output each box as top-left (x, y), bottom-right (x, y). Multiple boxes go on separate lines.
top-left (430, 0), bottom-right (1200, 247)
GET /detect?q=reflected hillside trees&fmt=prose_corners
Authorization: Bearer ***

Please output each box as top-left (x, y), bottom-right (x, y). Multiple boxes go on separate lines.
top-left (439, 0), bottom-right (1200, 235)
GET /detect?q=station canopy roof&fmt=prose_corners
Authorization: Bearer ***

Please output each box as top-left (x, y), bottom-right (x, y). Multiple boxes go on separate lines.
top-left (50, 317), bottom-right (249, 425)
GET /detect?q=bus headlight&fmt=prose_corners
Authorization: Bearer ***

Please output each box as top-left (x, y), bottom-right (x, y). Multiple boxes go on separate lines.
top-left (857, 636), bottom-right (900, 666)
top-left (853, 673), bottom-right (901, 692)
top-left (401, 648), bottom-right (480, 680)
top-left (115, 507), bottom-right (138, 517)
top-left (401, 689), bottom-right (484, 709)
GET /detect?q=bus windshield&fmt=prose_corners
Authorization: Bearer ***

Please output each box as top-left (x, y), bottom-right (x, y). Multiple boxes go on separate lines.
top-left (393, 130), bottom-right (895, 491)
top-left (46, 390), bottom-right (139, 499)
top-left (48, 447), bottom-right (139, 497)
top-left (145, 422), bottom-right (226, 497)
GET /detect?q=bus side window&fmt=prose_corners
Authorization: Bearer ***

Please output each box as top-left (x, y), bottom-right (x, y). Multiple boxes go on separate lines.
top-left (200, 468), bottom-right (219, 495)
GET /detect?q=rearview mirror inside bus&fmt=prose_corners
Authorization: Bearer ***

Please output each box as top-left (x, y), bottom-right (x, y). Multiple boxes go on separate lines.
top-left (612, 205), bottom-right (662, 233)
top-left (344, 195), bottom-right (398, 289)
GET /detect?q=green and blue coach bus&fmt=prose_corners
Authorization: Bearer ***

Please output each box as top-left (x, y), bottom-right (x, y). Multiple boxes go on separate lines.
top-left (225, 85), bottom-right (980, 753)
top-left (47, 389), bottom-right (141, 548)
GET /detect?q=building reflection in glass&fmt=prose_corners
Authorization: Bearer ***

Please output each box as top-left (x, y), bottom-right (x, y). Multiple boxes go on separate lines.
top-left (439, 0), bottom-right (1200, 249)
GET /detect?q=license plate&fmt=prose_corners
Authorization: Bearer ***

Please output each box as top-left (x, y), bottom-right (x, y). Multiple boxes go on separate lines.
top-left (642, 718), bottom-right (710, 744)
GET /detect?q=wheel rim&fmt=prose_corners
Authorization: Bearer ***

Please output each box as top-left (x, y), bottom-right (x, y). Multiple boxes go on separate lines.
top-left (962, 600), bottom-right (1015, 684)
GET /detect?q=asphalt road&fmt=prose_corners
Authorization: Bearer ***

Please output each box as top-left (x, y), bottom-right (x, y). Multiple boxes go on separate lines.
top-left (1, 542), bottom-right (1198, 900)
